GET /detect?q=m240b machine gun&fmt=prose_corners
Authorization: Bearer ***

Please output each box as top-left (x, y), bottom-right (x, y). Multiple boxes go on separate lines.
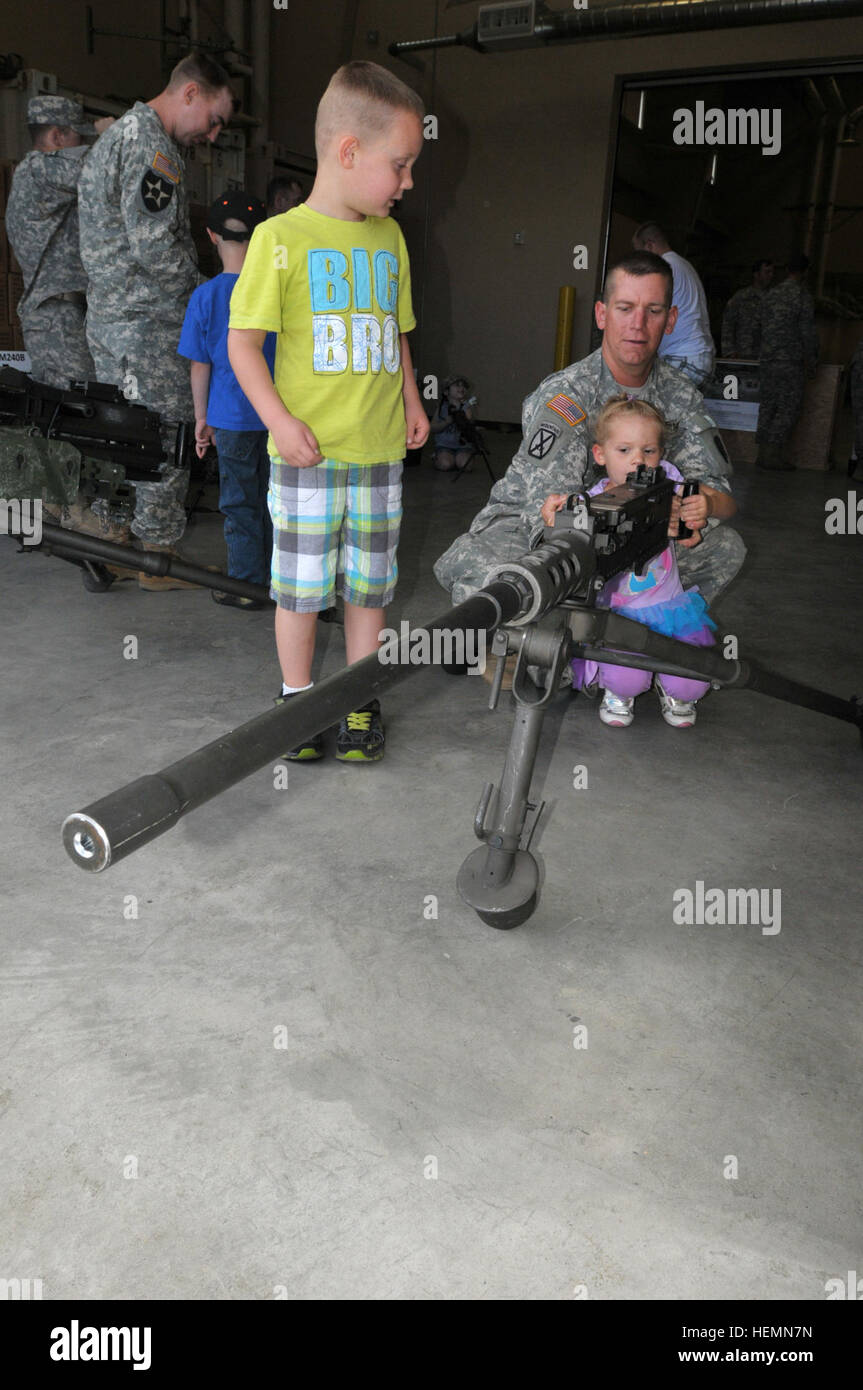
top-left (0, 365), bottom-right (185, 510)
top-left (61, 466), bottom-right (863, 928)
top-left (0, 367), bottom-right (278, 605)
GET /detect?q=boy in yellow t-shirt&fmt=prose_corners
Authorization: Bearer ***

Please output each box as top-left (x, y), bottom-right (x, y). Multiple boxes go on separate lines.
top-left (228, 61), bottom-right (428, 761)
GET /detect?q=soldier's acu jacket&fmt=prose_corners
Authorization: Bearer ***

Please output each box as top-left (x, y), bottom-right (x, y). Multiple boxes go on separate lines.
top-left (721, 285), bottom-right (764, 359)
top-left (6, 145), bottom-right (94, 387)
top-left (78, 101), bottom-right (198, 422)
top-left (756, 279), bottom-right (819, 451)
top-left (760, 279), bottom-right (818, 368)
top-left (434, 349), bottom-right (746, 606)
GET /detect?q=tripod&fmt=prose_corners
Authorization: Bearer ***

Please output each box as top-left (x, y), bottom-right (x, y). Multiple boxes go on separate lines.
top-left (450, 415), bottom-right (496, 485)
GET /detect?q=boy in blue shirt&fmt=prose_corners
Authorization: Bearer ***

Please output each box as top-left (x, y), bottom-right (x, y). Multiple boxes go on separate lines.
top-left (178, 191), bottom-right (276, 607)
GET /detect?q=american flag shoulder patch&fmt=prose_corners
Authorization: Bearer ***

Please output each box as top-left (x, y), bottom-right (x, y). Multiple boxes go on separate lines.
top-left (152, 150), bottom-right (180, 184)
top-left (546, 394), bottom-right (586, 426)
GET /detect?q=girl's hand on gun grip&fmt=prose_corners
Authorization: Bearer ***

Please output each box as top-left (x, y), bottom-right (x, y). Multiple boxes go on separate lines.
top-left (680, 489), bottom-right (709, 533)
top-left (670, 492), bottom-right (705, 548)
top-left (271, 415), bottom-right (324, 469)
top-left (540, 493), bottom-right (569, 528)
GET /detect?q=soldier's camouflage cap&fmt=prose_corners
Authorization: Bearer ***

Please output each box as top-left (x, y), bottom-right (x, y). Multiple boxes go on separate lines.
top-left (27, 95), bottom-right (94, 135)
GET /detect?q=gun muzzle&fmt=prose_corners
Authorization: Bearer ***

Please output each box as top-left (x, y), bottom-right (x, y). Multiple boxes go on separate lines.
top-left (484, 527), bottom-right (596, 624)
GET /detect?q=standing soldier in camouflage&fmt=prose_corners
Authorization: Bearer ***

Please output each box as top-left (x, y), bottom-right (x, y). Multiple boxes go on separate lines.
top-left (6, 97), bottom-right (114, 389)
top-left (77, 52), bottom-right (234, 587)
top-left (755, 254), bottom-right (819, 472)
top-left (721, 258), bottom-right (774, 359)
top-left (435, 252), bottom-right (745, 615)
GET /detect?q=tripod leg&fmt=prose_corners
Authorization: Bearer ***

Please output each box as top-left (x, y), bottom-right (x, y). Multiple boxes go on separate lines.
top-left (457, 700), bottom-right (547, 928)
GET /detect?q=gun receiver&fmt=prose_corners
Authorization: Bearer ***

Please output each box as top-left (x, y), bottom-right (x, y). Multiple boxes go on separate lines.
top-left (0, 366), bottom-right (186, 508)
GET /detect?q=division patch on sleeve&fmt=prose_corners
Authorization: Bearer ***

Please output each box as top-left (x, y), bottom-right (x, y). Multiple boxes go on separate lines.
top-left (527, 423), bottom-right (560, 459)
top-left (139, 169), bottom-right (175, 213)
top-left (546, 393), bottom-right (586, 426)
top-left (152, 151), bottom-right (180, 184)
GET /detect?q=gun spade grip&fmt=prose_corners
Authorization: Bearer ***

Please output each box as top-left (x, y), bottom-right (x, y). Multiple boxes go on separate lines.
top-left (678, 479), bottom-right (700, 540)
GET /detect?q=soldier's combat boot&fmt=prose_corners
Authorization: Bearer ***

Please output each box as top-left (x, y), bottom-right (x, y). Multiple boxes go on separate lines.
top-left (137, 542), bottom-right (204, 591)
top-left (61, 499), bottom-right (137, 580)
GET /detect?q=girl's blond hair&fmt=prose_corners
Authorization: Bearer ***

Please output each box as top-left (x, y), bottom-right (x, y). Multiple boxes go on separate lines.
top-left (593, 395), bottom-right (666, 447)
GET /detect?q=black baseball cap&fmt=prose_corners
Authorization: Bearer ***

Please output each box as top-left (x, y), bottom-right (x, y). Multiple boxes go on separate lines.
top-left (207, 191), bottom-right (266, 241)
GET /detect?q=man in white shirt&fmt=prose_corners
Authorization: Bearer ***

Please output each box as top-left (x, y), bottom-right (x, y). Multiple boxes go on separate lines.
top-left (632, 222), bottom-right (715, 388)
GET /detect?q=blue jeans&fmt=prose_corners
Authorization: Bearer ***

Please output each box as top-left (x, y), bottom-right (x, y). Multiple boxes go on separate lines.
top-left (211, 428), bottom-right (273, 585)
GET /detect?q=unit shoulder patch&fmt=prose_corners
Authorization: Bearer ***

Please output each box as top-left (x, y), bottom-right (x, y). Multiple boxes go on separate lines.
top-left (139, 169), bottom-right (175, 214)
top-left (527, 423), bottom-right (560, 459)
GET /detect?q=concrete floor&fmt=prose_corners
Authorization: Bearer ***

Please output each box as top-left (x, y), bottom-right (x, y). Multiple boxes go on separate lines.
top-left (2, 424), bottom-right (862, 1301)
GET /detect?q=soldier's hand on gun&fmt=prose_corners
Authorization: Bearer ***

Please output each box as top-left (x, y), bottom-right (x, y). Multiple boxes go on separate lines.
top-left (271, 414), bottom-right (324, 468)
top-left (540, 493), bottom-right (569, 528)
top-left (195, 418), bottom-right (215, 458)
top-left (669, 492), bottom-right (707, 547)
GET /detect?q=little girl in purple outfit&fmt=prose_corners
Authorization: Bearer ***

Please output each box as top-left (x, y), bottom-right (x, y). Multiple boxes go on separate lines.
top-left (542, 396), bottom-right (738, 728)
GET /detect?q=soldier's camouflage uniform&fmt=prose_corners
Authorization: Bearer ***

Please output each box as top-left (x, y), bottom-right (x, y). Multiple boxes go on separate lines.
top-left (6, 145), bottom-right (95, 388)
top-left (434, 349), bottom-right (745, 606)
top-left (721, 284), bottom-right (764, 360)
top-left (78, 102), bottom-right (199, 544)
top-left (756, 278), bottom-right (818, 463)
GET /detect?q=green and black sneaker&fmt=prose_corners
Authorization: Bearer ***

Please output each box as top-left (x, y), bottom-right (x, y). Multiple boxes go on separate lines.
top-left (274, 689), bottom-right (324, 761)
top-left (335, 699), bottom-right (385, 762)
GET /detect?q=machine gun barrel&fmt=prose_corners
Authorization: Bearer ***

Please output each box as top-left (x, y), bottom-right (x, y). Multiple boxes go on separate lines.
top-left (35, 521), bottom-right (270, 603)
top-left (61, 573), bottom-right (551, 873)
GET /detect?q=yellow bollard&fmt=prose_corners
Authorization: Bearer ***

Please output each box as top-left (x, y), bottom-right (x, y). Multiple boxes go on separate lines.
top-left (553, 286), bottom-right (576, 371)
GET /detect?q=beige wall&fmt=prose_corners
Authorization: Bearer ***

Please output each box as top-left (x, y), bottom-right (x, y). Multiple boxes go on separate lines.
top-left (2, 1), bottom-right (220, 105)
top-left (4, 2), bottom-right (862, 418)
top-left (347, 3), bottom-right (863, 418)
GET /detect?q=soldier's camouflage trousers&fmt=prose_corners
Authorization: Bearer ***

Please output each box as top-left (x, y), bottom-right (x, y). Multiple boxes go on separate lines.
top-left (20, 297), bottom-right (94, 390)
top-left (434, 517), bottom-right (746, 608)
top-left (756, 360), bottom-right (806, 448)
top-left (86, 315), bottom-right (192, 546)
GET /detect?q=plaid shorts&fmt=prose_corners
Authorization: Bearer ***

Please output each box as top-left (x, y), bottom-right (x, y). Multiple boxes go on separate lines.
top-left (268, 457), bottom-right (403, 611)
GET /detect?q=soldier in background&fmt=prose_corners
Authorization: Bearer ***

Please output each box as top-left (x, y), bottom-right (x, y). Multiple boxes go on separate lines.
top-left (755, 254), bottom-right (819, 472)
top-left (266, 175), bottom-right (304, 216)
top-left (6, 97), bottom-right (114, 389)
top-left (721, 258), bottom-right (774, 359)
top-left (77, 51), bottom-right (234, 587)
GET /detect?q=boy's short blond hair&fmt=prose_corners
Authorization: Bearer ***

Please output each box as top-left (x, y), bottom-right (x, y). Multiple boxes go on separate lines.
top-left (315, 60), bottom-right (424, 156)
top-left (594, 395), bottom-right (666, 447)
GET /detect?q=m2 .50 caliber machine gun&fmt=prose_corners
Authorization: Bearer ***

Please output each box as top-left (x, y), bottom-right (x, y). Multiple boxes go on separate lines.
top-left (0, 367), bottom-right (273, 604)
top-left (61, 465), bottom-right (863, 928)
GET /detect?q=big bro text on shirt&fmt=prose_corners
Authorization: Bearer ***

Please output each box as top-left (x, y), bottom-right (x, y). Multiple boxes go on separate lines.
top-left (307, 248), bottom-right (401, 374)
